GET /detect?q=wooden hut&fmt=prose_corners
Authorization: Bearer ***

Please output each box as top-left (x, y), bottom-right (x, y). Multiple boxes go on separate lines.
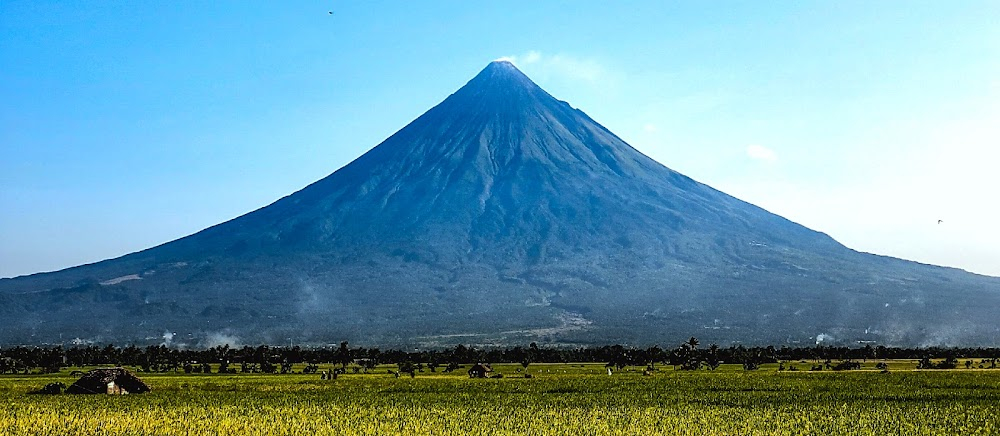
top-left (468, 363), bottom-right (492, 378)
top-left (30, 382), bottom-right (66, 395)
top-left (66, 368), bottom-right (150, 395)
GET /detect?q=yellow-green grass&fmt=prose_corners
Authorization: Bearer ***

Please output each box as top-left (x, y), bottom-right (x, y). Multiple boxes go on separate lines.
top-left (3, 363), bottom-right (999, 435)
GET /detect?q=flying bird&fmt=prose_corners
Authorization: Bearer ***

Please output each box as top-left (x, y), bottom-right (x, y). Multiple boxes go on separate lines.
top-left (328, 11), bottom-right (333, 14)
top-left (937, 220), bottom-right (943, 224)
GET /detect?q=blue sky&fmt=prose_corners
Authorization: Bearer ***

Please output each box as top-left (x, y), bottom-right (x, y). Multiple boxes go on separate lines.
top-left (2, 1), bottom-right (998, 277)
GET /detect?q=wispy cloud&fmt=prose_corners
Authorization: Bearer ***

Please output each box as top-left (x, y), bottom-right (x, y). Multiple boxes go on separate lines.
top-left (746, 144), bottom-right (778, 163)
top-left (499, 50), bottom-right (541, 65)
top-left (500, 51), bottom-right (608, 84)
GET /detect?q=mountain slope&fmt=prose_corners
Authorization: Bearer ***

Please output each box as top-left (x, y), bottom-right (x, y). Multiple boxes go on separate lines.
top-left (3, 61), bottom-right (999, 347)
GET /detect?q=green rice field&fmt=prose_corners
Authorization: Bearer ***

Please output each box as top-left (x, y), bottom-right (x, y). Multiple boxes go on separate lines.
top-left (3, 362), bottom-right (999, 435)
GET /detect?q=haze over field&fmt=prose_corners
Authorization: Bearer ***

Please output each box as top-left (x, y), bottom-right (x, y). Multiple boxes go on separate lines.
top-left (2, 2), bottom-right (998, 279)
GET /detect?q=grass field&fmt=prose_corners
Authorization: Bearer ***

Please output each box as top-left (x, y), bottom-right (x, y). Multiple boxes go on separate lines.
top-left (3, 362), bottom-right (1000, 435)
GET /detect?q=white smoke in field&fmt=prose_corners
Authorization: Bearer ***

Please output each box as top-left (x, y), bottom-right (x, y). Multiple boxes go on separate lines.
top-left (70, 337), bottom-right (95, 346)
top-left (295, 277), bottom-right (353, 329)
top-left (291, 275), bottom-right (400, 346)
top-left (296, 278), bottom-right (331, 314)
top-left (918, 322), bottom-right (980, 348)
top-left (203, 331), bottom-right (240, 348)
top-left (161, 331), bottom-right (175, 346)
top-left (815, 333), bottom-right (833, 345)
top-left (294, 277), bottom-right (358, 319)
top-left (868, 315), bottom-right (1000, 348)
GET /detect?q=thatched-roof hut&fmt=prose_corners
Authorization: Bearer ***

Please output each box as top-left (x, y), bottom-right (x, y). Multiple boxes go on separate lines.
top-left (29, 382), bottom-right (66, 395)
top-left (66, 368), bottom-right (150, 395)
top-left (468, 363), bottom-right (492, 378)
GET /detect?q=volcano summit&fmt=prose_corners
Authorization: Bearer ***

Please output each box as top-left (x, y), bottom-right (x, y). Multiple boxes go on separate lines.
top-left (3, 61), bottom-right (999, 347)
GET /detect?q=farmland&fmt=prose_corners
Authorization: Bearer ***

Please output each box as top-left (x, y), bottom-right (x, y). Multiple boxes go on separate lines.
top-left (3, 363), bottom-right (1000, 435)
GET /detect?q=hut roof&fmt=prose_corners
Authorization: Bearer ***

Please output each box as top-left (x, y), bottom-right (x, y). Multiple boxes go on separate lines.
top-left (66, 367), bottom-right (150, 394)
top-left (468, 363), bottom-right (493, 377)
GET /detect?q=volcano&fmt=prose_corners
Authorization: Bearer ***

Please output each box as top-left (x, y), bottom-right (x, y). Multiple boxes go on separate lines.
top-left (3, 61), bottom-right (999, 347)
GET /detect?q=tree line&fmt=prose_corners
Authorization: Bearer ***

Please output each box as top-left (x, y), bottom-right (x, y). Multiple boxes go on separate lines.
top-left (2, 339), bottom-right (999, 375)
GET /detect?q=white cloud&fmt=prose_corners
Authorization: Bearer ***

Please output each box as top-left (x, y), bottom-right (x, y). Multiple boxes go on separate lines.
top-left (500, 51), bottom-right (608, 84)
top-left (501, 50), bottom-right (541, 66)
top-left (521, 50), bottom-right (542, 64)
top-left (746, 144), bottom-right (777, 162)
